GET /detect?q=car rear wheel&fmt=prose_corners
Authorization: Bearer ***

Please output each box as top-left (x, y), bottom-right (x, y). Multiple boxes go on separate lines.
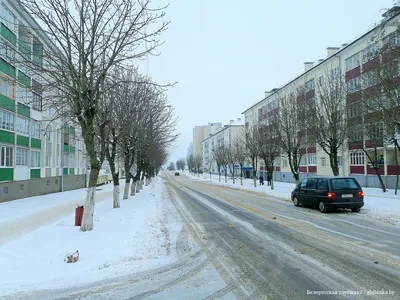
top-left (351, 208), bottom-right (361, 213)
top-left (293, 197), bottom-right (300, 207)
top-left (319, 201), bottom-right (328, 213)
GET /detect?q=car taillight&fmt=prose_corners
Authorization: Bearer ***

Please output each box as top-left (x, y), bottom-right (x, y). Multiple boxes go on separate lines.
top-left (358, 191), bottom-right (364, 198)
top-left (327, 192), bottom-right (336, 200)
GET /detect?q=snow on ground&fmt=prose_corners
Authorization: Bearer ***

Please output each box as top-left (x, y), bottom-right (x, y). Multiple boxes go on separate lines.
top-left (184, 172), bottom-right (400, 218)
top-left (0, 178), bottom-right (182, 298)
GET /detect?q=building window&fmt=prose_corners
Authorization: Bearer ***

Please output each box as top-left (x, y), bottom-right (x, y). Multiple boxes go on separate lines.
top-left (321, 157), bottom-right (327, 167)
top-left (307, 155), bottom-right (317, 166)
top-left (300, 156), bottom-right (307, 166)
top-left (337, 156), bottom-right (343, 167)
top-left (31, 150), bottom-right (40, 168)
top-left (0, 110), bottom-right (14, 131)
top-left (305, 79), bottom-right (315, 92)
top-left (362, 70), bottom-right (379, 89)
top-left (345, 53), bottom-right (361, 71)
top-left (32, 93), bottom-right (42, 111)
top-left (32, 80), bottom-right (43, 111)
top-left (16, 116), bottom-right (29, 135)
top-left (350, 152), bottom-right (364, 166)
top-left (31, 120), bottom-right (40, 138)
top-left (362, 43), bottom-right (379, 63)
top-left (331, 67), bottom-right (341, 79)
top-left (0, 145), bottom-right (13, 167)
top-left (346, 77), bottom-right (361, 94)
top-left (69, 153), bottom-right (75, 168)
top-left (63, 153), bottom-right (69, 167)
top-left (1, 4), bottom-right (16, 33)
top-left (16, 148), bottom-right (28, 166)
top-left (0, 76), bottom-right (14, 99)
top-left (282, 159), bottom-right (288, 168)
top-left (0, 42), bottom-right (16, 64)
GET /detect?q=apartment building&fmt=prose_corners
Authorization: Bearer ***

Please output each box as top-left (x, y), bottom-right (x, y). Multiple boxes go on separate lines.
top-left (192, 122), bottom-right (222, 157)
top-left (0, 0), bottom-right (87, 201)
top-left (201, 118), bottom-right (245, 173)
top-left (243, 6), bottom-right (400, 188)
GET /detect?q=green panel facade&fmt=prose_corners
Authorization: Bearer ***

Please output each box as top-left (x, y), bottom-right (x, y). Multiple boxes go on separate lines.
top-left (70, 146), bottom-right (75, 153)
top-left (69, 126), bottom-right (75, 135)
top-left (16, 135), bottom-right (29, 147)
top-left (18, 40), bottom-right (31, 58)
top-left (18, 71), bottom-right (30, 87)
top-left (69, 168), bottom-right (75, 175)
top-left (0, 23), bottom-right (16, 46)
top-left (63, 168), bottom-right (68, 175)
top-left (30, 138), bottom-right (41, 149)
top-left (0, 168), bottom-right (13, 181)
top-left (0, 94), bottom-right (15, 112)
top-left (0, 130), bottom-right (14, 144)
top-left (64, 144), bottom-right (69, 152)
top-left (30, 169), bottom-right (41, 179)
top-left (0, 58), bottom-right (16, 78)
top-left (17, 103), bottom-right (30, 117)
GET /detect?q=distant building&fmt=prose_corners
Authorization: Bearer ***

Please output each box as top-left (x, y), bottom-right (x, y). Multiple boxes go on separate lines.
top-left (201, 118), bottom-right (245, 174)
top-left (192, 122), bottom-right (222, 157)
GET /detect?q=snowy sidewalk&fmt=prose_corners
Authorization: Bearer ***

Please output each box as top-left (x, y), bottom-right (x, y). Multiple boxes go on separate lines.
top-left (0, 178), bottom-right (182, 298)
top-left (184, 172), bottom-right (400, 218)
top-left (0, 182), bottom-right (123, 244)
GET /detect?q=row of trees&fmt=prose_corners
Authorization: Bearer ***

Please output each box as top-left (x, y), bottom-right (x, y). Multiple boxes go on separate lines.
top-left (194, 28), bottom-right (399, 193)
top-left (17, 0), bottom-right (176, 231)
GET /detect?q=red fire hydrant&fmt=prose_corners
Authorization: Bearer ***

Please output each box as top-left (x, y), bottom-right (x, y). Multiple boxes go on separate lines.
top-left (75, 205), bottom-right (84, 226)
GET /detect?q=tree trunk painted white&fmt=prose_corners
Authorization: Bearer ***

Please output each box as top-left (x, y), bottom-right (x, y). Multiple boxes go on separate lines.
top-left (113, 185), bottom-right (120, 208)
top-left (80, 186), bottom-right (96, 232)
top-left (232, 175), bottom-right (235, 184)
top-left (123, 182), bottom-right (130, 199)
top-left (135, 181), bottom-right (140, 193)
top-left (271, 178), bottom-right (274, 190)
top-left (225, 172), bottom-right (227, 183)
top-left (253, 177), bottom-right (257, 187)
top-left (240, 176), bottom-right (243, 185)
top-left (130, 180), bottom-right (136, 196)
top-left (152, 176), bottom-right (155, 188)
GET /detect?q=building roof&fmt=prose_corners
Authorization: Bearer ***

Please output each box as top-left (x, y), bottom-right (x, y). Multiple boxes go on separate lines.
top-left (241, 7), bottom-right (400, 114)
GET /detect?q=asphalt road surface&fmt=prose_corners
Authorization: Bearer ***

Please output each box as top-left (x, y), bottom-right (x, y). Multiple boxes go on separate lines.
top-left (14, 174), bottom-right (400, 300)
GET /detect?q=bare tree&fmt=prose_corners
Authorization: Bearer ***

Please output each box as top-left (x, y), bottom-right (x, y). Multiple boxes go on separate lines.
top-left (258, 125), bottom-right (279, 190)
top-left (193, 154), bottom-right (203, 175)
top-left (233, 136), bottom-right (246, 185)
top-left (244, 126), bottom-right (260, 187)
top-left (213, 145), bottom-right (226, 182)
top-left (20, 0), bottom-right (169, 231)
top-left (226, 145), bottom-right (237, 184)
top-left (187, 144), bottom-right (195, 173)
top-left (176, 158), bottom-right (186, 171)
top-left (312, 69), bottom-right (347, 176)
top-left (167, 162), bottom-right (175, 171)
top-left (271, 89), bottom-right (309, 185)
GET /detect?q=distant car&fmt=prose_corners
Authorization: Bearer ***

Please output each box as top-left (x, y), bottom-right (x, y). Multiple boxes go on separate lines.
top-left (174, 172), bottom-right (180, 176)
top-left (291, 177), bottom-right (364, 213)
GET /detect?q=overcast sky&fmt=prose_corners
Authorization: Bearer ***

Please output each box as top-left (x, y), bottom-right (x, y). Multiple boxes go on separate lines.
top-left (139, 0), bottom-right (394, 164)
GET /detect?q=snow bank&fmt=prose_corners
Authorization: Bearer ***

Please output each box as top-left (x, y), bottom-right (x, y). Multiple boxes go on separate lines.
top-left (0, 178), bottom-right (181, 297)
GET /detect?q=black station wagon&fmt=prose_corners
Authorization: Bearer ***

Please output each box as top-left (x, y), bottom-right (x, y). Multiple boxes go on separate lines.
top-left (291, 177), bottom-right (364, 213)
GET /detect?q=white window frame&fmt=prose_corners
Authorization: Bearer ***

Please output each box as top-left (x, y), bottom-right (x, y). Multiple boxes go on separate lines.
top-left (30, 150), bottom-right (40, 168)
top-left (321, 157), bottom-right (327, 167)
top-left (0, 76), bottom-right (14, 99)
top-left (1, 4), bottom-right (16, 33)
top-left (350, 152), bottom-right (364, 166)
top-left (307, 155), bottom-right (317, 166)
top-left (16, 147), bottom-right (28, 166)
top-left (31, 120), bottom-right (40, 138)
top-left (16, 115), bottom-right (29, 135)
top-left (0, 109), bottom-right (15, 131)
top-left (337, 156), bottom-right (343, 167)
top-left (69, 153), bottom-right (75, 168)
top-left (345, 53), bottom-right (361, 72)
top-left (0, 145), bottom-right (14, 167)
top-left (282, 159), bottom-right (288, 168)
